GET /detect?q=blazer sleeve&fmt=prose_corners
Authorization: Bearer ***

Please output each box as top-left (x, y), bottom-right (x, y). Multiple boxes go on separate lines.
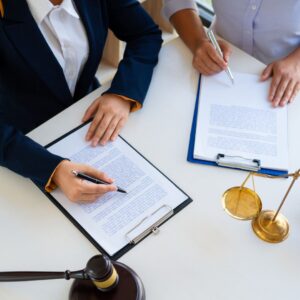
top-left (0, 121), bottom-right (64, 188)
top-left (104, 0), bottom-right (163, 106)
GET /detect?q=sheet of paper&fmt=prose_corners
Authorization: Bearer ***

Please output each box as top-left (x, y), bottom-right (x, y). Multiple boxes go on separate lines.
top-left (194, 72), bottom-right (288, 171)
top-left (47, 124), bottom-right (188, 256)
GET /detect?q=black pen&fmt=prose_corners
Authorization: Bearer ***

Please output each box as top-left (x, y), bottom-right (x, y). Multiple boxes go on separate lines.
top-left (71, 170), bottom-right (127, 194)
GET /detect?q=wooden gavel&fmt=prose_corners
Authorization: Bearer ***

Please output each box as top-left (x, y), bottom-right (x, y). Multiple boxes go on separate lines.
top-left (0, 254), bottom-right (145, 300)
top-left (0, 255), bottom-right (118, 291)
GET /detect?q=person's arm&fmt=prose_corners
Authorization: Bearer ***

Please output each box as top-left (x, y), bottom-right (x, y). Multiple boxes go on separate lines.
top-left (82, 0), bottom-right (162, 146)
top-left (0, 122), bottom-right (116, 202)
top-left (170, 8), bottom-right (206, 57)
top-left (261, 47), bottom-right (300, 107)
top-left (0, 122), bottom-right (64, 187)
top-left (168, 8), bottom-right (231, 75)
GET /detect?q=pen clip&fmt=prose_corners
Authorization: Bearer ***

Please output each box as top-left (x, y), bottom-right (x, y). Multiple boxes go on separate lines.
top-left (207, 29), bottom-right (223, 55)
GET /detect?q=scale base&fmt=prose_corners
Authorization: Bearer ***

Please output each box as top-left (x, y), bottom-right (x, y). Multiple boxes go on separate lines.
top-left (69, 261), bottom-right (145, 300)
top-left (252, 210), bottom-right (289, 243)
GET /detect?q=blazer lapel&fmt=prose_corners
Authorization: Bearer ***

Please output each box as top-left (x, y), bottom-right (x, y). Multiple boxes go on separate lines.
top-left (73, 0), bottom-right (106, 100)
top-left (2, 0), bottom-right (73, 104)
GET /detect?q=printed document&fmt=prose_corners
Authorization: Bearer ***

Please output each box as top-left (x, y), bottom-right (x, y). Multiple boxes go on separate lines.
top-left (194, 72), bottom-right (288, 171)
top-left (48, 124), bottom-right (189, 256)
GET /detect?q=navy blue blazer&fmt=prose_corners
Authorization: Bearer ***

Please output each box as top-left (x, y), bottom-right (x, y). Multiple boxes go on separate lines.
top-left (0, 0), bottom-right (162, 187)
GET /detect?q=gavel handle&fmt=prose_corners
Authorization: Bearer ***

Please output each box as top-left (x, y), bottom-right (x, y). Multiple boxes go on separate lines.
top-left (0, 270), bottom-right (85, 282)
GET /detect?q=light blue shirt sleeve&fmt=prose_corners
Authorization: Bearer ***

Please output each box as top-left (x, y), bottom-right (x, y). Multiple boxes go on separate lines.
top-left (212, 0), bottom-right (300, 64)
top-left (163, 0), bottom-right (197, 20)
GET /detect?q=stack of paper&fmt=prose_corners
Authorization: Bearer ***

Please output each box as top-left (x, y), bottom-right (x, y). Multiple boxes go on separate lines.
top-left (193, 72), bottom-right (289, 172)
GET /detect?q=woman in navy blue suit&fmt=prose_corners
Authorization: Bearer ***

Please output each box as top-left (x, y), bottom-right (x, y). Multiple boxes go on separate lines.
top-left (0, 0), bottom-right (162, 202)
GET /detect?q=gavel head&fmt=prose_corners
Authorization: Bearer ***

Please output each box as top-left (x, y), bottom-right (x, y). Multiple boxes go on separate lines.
top-left (85, 255), bottom-right (119, 292)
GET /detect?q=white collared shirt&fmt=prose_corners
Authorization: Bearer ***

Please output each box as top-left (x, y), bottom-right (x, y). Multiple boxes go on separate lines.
top-left (26, 0), bottom-right (89, 95)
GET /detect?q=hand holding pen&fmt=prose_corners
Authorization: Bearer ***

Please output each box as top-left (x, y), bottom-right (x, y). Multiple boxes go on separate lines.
top-left (207, 29), bottom-right (234, 84)
top-left (72, 170), bottom-right (127, 194)
top-left (51, 160), bottom-right (119, 203)
top-left (192, 29), bottom-right (232, 78)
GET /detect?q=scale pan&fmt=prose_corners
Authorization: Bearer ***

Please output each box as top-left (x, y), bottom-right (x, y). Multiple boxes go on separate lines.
top-left (222, 187), bottom-right (262, 220)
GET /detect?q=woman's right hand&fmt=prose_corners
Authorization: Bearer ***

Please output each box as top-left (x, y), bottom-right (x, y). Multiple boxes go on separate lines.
top-left (192, 38), bottom-right (232, 75)
top-left (52, 160), bottom-right (117, 202)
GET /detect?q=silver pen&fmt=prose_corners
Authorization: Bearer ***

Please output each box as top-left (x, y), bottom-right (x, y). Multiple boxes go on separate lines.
top-left (207, 29), bottom-right (234, 84)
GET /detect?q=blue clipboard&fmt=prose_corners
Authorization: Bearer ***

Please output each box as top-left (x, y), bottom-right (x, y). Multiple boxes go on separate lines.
top-left (187, 76), bottom-right (288, 176)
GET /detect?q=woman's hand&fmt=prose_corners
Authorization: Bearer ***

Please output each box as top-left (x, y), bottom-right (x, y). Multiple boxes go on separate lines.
top-left (168, 9), bottom-right (231, 76)
top-left (192, 38), bottom-right (232, 75)
top-left (52, 160), bottom-right (116, 202)
top-left (261, 48), bottom-right (300, 107)
top-left (82, 94), bottom-right (131, 146)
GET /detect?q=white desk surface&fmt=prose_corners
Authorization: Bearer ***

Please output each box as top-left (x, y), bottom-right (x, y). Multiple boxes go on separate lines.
top-left (1, 38), bottom-right (300, 300)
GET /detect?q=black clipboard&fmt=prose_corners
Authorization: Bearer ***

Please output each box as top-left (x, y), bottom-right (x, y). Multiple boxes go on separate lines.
top-left (38, 121), bottom-right (192, 260)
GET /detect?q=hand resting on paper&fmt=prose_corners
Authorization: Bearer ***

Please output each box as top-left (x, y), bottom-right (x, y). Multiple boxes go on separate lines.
top-left (192, 38), bottom-right (232, 76)
top-left (52, 160), bottom-right (117, 202)
top-left (261, 47), bottom-right (300, 107)
top-left (82, 94), bottom-right (131, 147)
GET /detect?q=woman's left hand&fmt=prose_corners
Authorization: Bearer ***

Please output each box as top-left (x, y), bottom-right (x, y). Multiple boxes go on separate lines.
top-left (261, 48), bottom-right (300, 107)
top-left (82, 94), bottom-right (131, 146)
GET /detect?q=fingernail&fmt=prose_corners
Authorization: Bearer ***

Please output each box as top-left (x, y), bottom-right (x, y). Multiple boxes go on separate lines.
top-left (280, 100), bottom-right (287, 107)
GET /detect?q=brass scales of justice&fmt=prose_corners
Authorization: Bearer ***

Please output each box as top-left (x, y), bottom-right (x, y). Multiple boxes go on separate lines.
top-left (222, 169), bottom-right (300, 243)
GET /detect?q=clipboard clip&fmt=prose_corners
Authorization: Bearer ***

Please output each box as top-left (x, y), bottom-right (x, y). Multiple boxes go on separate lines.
top-left (216, 154), bottom-right (261, 172)
top-left (125, 205), bottom-right (174, 245)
